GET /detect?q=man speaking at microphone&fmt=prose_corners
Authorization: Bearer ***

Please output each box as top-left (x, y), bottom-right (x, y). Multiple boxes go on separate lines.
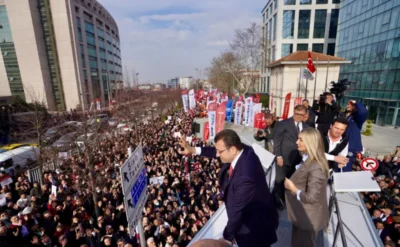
top-left (178, 129), bottom-right (279, 247)
top-left (323, 118), bottom-right (350, 172)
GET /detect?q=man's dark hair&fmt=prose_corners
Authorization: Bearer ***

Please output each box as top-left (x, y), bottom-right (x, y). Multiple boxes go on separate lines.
top-left (214, 129), bottom-right (243, 151)
top-left (332, 118), bottom-right (348, 126)
top-left (294, 105), bottom-right (307, 112)
top-left (302, 99), bottom-right (309, 103)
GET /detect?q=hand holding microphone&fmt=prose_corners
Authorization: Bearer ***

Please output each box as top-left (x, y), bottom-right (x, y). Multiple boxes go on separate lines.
top-left (337, 152), bottom-right (353, 172)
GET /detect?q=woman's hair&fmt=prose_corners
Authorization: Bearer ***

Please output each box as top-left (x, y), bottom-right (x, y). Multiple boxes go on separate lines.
top-left (301, 128), bottom-right (330, 178)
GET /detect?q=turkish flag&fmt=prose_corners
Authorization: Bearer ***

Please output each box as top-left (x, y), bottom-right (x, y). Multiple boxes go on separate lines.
top-left (203, 122), bottom-right (210, 141)
top-left (307, 51), bottom-right (316, 73)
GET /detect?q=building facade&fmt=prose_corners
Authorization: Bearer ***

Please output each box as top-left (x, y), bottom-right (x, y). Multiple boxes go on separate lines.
top-left (261, 0), bottom-right (340, 94)
top-left (179, 77), bottom-right (194, 89)
top-left (167, 77), bottom-right (179, 89)
top-left (337, 0), bottom-right (400, 127)
top-left (0, 0), bottom-right (122, 111)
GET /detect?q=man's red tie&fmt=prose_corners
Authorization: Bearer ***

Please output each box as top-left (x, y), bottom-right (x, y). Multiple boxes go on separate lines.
top-left (229, 164), bottom-right (233, 179)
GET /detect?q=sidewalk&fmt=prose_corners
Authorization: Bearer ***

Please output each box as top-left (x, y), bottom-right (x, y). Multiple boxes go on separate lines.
top-left (362, 124), bottom-right (399, 156)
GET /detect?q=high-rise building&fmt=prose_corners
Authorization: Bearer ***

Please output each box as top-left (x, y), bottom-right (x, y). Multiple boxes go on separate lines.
top-left (179, 77), bottom-right (194, 89)
top-left (260, 0), bottom-right (340, 93)
top-left (337, 0), bottom-right (400, 127)
top-left (0, 0), bottom-right (123, 111)
top-left (167, 78), bottom-right (179, 89)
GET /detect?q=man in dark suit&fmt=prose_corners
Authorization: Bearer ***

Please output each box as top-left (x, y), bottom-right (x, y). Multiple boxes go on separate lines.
top-left (253, 112), bottom-right (276, 153)
top-left (179, 129), bottom-right (279, 247)
top-left (273, 105), bottom-right (309, 209)
top-left (302, 99), bottom-right (316, 128)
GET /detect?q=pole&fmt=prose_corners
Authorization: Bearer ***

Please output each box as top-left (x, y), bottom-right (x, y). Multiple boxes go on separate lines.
top-left (325, 58), bottom-right (330, 91)
top-left (305, 79), bottom-right (308, 100)
top-left (138, 219), bottom-right (146, 247)
top-left (313, 58), bottom-right (318, 101)
top-left (298, 62), bottom-right (302, 98)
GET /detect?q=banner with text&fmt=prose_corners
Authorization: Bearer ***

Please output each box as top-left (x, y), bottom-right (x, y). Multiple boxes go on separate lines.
top-left (282, 93), bottom-right (292, 120)
top-left (188, 89), bottom-right (196, 109)
top-left (208, 102), bottom-right (217, 140)
top-left (203, 122), bottom-right (210, 141)
top-left (216, 102), bottom-right (227, 134)
top-left (226, 100), bottom-right (234, 122)
top-left (234, 101), bottom-right (243, 125)
top-left (182, 90), bottom-right (189, 113)
top-left (251, 103), bottom-right (262, 127)
top-left (244, 97), bottom-right (253, 126)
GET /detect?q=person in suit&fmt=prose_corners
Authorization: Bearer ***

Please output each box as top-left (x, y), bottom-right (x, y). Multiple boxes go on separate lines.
top-left (284, 128), bottom-right (330, 247)
top-left (178, 129), bottom-right (279, 247)
top-left (253, 112), bottom-right (276, 153)
top-left (273, 105), bottom-right (309, 209)
top-left (302, 99), bottom-right (316, 128)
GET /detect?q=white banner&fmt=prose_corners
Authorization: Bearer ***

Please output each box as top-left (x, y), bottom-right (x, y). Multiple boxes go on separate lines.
top-left (208, 108), bottom-right (217, 140)
top-left (251, 103), bottom-right (262, 127)
top-left (244, 97), bottom-right (253, 126)
top-left (182, 94), bottom-right (189, 112)
top-left (234, 101), bottom-right (243, 125)
top-left (188, 89), bottom-right (196, 109)
top-left (216, 93), bottom-right (221, 103)
top-left (149, 176), bottom-right (165, 185)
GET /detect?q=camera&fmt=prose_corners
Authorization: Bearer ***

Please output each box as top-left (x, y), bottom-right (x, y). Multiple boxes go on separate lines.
top-left (256, 130), bottom-right (264, 136)
top-left (329, 79), bottom-right (353, 100)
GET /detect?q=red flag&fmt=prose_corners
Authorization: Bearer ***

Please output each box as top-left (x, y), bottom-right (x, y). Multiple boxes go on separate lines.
top-left (307, 51), bottom-right (316, 73)
top-left (254, 112), bottom-right (264, 129)
top-left (282, 93), bottom-right (292, 120)
top-left (215, 102), bottom-right (226, 134)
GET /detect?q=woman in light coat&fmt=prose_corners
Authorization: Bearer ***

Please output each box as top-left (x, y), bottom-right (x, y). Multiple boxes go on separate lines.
top-left (284, 128), bottom-right (329, 247)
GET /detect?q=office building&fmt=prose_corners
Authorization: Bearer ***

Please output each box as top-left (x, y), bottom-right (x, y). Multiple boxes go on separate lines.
top-left (179, 77), bottom-right (194, 89)
top-left (337, 0), bottom-right (400, 127)
top-left (0, 0), bottom-right (123, 111)
top-left (261, 0), bottom-right (340, 93)
top-left (167, 77), bottom-right (179, 89)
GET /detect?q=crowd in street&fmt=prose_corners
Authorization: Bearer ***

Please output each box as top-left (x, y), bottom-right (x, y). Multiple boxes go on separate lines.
top-left (0, 106), bottom-right (223, 247)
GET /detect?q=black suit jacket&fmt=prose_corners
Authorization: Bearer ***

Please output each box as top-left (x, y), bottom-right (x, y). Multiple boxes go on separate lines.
top-left (273, 118), bottom-right (309, 166)
top-left (200, 145), bottom-right (279, 247)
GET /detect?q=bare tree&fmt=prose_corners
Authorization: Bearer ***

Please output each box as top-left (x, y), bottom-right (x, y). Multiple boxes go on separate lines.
top-left (230, 22), bottom-right (262, 95)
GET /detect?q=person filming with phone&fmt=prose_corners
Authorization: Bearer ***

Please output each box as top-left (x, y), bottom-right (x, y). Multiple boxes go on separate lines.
top-left (178, 129), bottom-right (278, 247)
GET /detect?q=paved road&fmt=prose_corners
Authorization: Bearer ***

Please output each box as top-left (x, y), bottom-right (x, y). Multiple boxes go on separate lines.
top-left (361, 124), bottom-right (399, 157)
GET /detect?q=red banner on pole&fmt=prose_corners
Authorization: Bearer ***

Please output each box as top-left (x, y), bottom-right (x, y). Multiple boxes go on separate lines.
top-left (216, 102), bottom-right (227, 134)
top-left (282, 93), bottom-right (292, 120)
top-left (203, 122), bottom-right (210, 141)
top-left (254, 112), bottom-right (264, 129)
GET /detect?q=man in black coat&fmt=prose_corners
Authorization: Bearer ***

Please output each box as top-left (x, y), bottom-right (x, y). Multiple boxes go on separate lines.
top-left (315, 93), bottom-right (338, 136)
top-left (302, 99), bottom-right (316, 128)
top-left (179, 129), bottom-right (279, 247)
top-left (273, 105), bottom-right (309, 209)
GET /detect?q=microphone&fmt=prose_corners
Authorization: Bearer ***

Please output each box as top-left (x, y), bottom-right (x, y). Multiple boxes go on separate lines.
top-left (346, 152), bottom-right (353, 158)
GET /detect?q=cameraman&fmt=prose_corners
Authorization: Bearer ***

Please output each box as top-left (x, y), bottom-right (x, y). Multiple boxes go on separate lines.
top-left (254, 112), bottom-right (276, 153)
top-left (316, 93), bottom-right (338, 136)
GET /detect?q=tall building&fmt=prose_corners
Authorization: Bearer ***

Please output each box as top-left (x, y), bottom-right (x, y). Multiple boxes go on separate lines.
top-left (0, 0), bottom-right (123, 111)
top-left (179, 77), bottom-right (194, 89)
top-left (337, 0), bottom-right (400, 127)
top-left (167, 78), bottom-right (179, 89)
top-left (261, 0), bottom-right (340, 93)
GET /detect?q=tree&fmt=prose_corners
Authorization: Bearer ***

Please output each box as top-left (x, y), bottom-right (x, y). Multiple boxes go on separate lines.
top-left (230, 22), bottom-right (262, 95)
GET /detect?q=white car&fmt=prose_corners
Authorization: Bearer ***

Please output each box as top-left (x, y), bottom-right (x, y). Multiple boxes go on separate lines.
top-left (116, 122), bottom-right (133, 132)
top-left (108, 117), bottom-right (120, 127)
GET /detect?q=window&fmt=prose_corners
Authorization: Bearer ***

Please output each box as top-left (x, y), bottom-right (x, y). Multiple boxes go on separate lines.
top-left (332, 0), bottom-right (341, 3)
top-left (281, 44), bottom-right (293, 57)
top-left (316, 0), bottom-right (328, 3)
top-left (312, 44), bottom-right (324, 53)
top-left (85, 21), bottom-right (94, 34)
top-left (284, 0), bottom-right (296, 5)
top-left (298, 10), bottom-right (311, 39)
top-left (313, 10), bottom-right (327, 38)
top-left (89, 57), bottom-right (98, 69)
top-left (87, 45), bottom-right (97, 58)
top-left (76, 17), bottom-right (81, 29)
top-left (300, 0), bottom-right (312, 4)
top-left (297, 44), bottom-right (308, 51)
top-left (86, 32), bottom-right (95, 45)
top-left (273, 15), bottom-right (277, 41)
top-left (97, 27), bottom-right (104, 38)
top-left (274, 0), bottom-right (277, 9)
top-left (329, 9), bottom-right (339, 39)
top-left (327, 43), bottom-right (335, 55)
top-left (282, 10), bottom-right (295, 39)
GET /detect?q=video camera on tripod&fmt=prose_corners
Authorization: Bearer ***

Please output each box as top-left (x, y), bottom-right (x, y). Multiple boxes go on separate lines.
top-left (327, 79), bottom-right (353, 100)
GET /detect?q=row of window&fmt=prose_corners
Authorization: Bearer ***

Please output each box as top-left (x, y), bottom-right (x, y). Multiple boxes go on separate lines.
top-left (281, 43), bottom-right (335, 57)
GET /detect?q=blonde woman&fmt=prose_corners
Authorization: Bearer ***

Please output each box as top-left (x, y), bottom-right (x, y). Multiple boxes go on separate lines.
top-left (284, 128), bottom-right (329, 247)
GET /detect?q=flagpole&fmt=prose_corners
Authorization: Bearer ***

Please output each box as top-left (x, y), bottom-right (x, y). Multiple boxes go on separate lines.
top-left (313, 57), bottom-right (318, 101)
top-left (305, 78), bottom-right (308, 100)
top-left (325, 57), bottom-right (330, 91)
top-left (298, 62), bottom-right (302, 98)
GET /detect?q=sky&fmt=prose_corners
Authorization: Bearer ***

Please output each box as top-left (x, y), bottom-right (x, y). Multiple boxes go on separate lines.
top-left (97, 0), bottom-right (266, 84)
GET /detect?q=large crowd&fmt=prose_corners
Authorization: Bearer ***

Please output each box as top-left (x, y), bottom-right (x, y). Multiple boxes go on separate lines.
top-left (0, 106), bottom-right (223, 247)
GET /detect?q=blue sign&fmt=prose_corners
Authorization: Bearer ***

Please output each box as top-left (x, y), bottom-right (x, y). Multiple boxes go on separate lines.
top-left (226, 100), bottom-right (233, 121)
top-left (130, 168), bottom-right (147, 207)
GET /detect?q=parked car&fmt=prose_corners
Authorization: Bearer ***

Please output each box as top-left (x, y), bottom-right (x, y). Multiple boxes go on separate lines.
top-left (0, 143), bottom-right (38, 154)
top-left (75, 133), bottom-right (96, 151)
top-left (52, 132), bottom-right (79, 152)
top-left (43, 122), bottom-right (79, 145)
top-left (108, 117), bottom-right (120, 127)
top-left (116, 121), bottom-right (133, 132)
top-left (88, 114), bottom-right (109, 125)
top-left (0, 146), bottom-right (39, 175)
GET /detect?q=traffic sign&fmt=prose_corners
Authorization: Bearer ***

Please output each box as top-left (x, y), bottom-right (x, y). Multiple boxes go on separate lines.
top-left (120, 145), bottom-right (148, 236)
top-left (360, 157), bottom-right (379, 171)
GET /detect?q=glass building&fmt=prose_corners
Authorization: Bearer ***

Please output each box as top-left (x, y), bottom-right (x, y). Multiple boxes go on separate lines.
top-left (260, 0), bottom-right (341, 93)
top-left (337, 0), bottom-right (400, 127)
top-left (0, 0), bottom-right (122, 111)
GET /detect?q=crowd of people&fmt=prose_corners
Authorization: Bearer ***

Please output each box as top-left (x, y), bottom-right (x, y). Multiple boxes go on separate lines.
top-left (0, 106), bottom-right (224, 247)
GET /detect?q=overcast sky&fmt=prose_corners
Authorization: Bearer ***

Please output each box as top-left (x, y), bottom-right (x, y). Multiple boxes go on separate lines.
top-left (97, 0), bottom-right (266, 84)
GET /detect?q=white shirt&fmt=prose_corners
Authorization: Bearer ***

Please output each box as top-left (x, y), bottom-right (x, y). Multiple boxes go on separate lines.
top-left (324, 133), bottom-right (349, 161)
top-left (195, 147), bottom-right (244, 170)
top-left (294, 121), bottom-right (303, 133)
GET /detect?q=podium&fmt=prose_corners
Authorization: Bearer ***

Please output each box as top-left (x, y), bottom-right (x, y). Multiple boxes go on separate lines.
top-left (329, 171), bottom-right (381, 247)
